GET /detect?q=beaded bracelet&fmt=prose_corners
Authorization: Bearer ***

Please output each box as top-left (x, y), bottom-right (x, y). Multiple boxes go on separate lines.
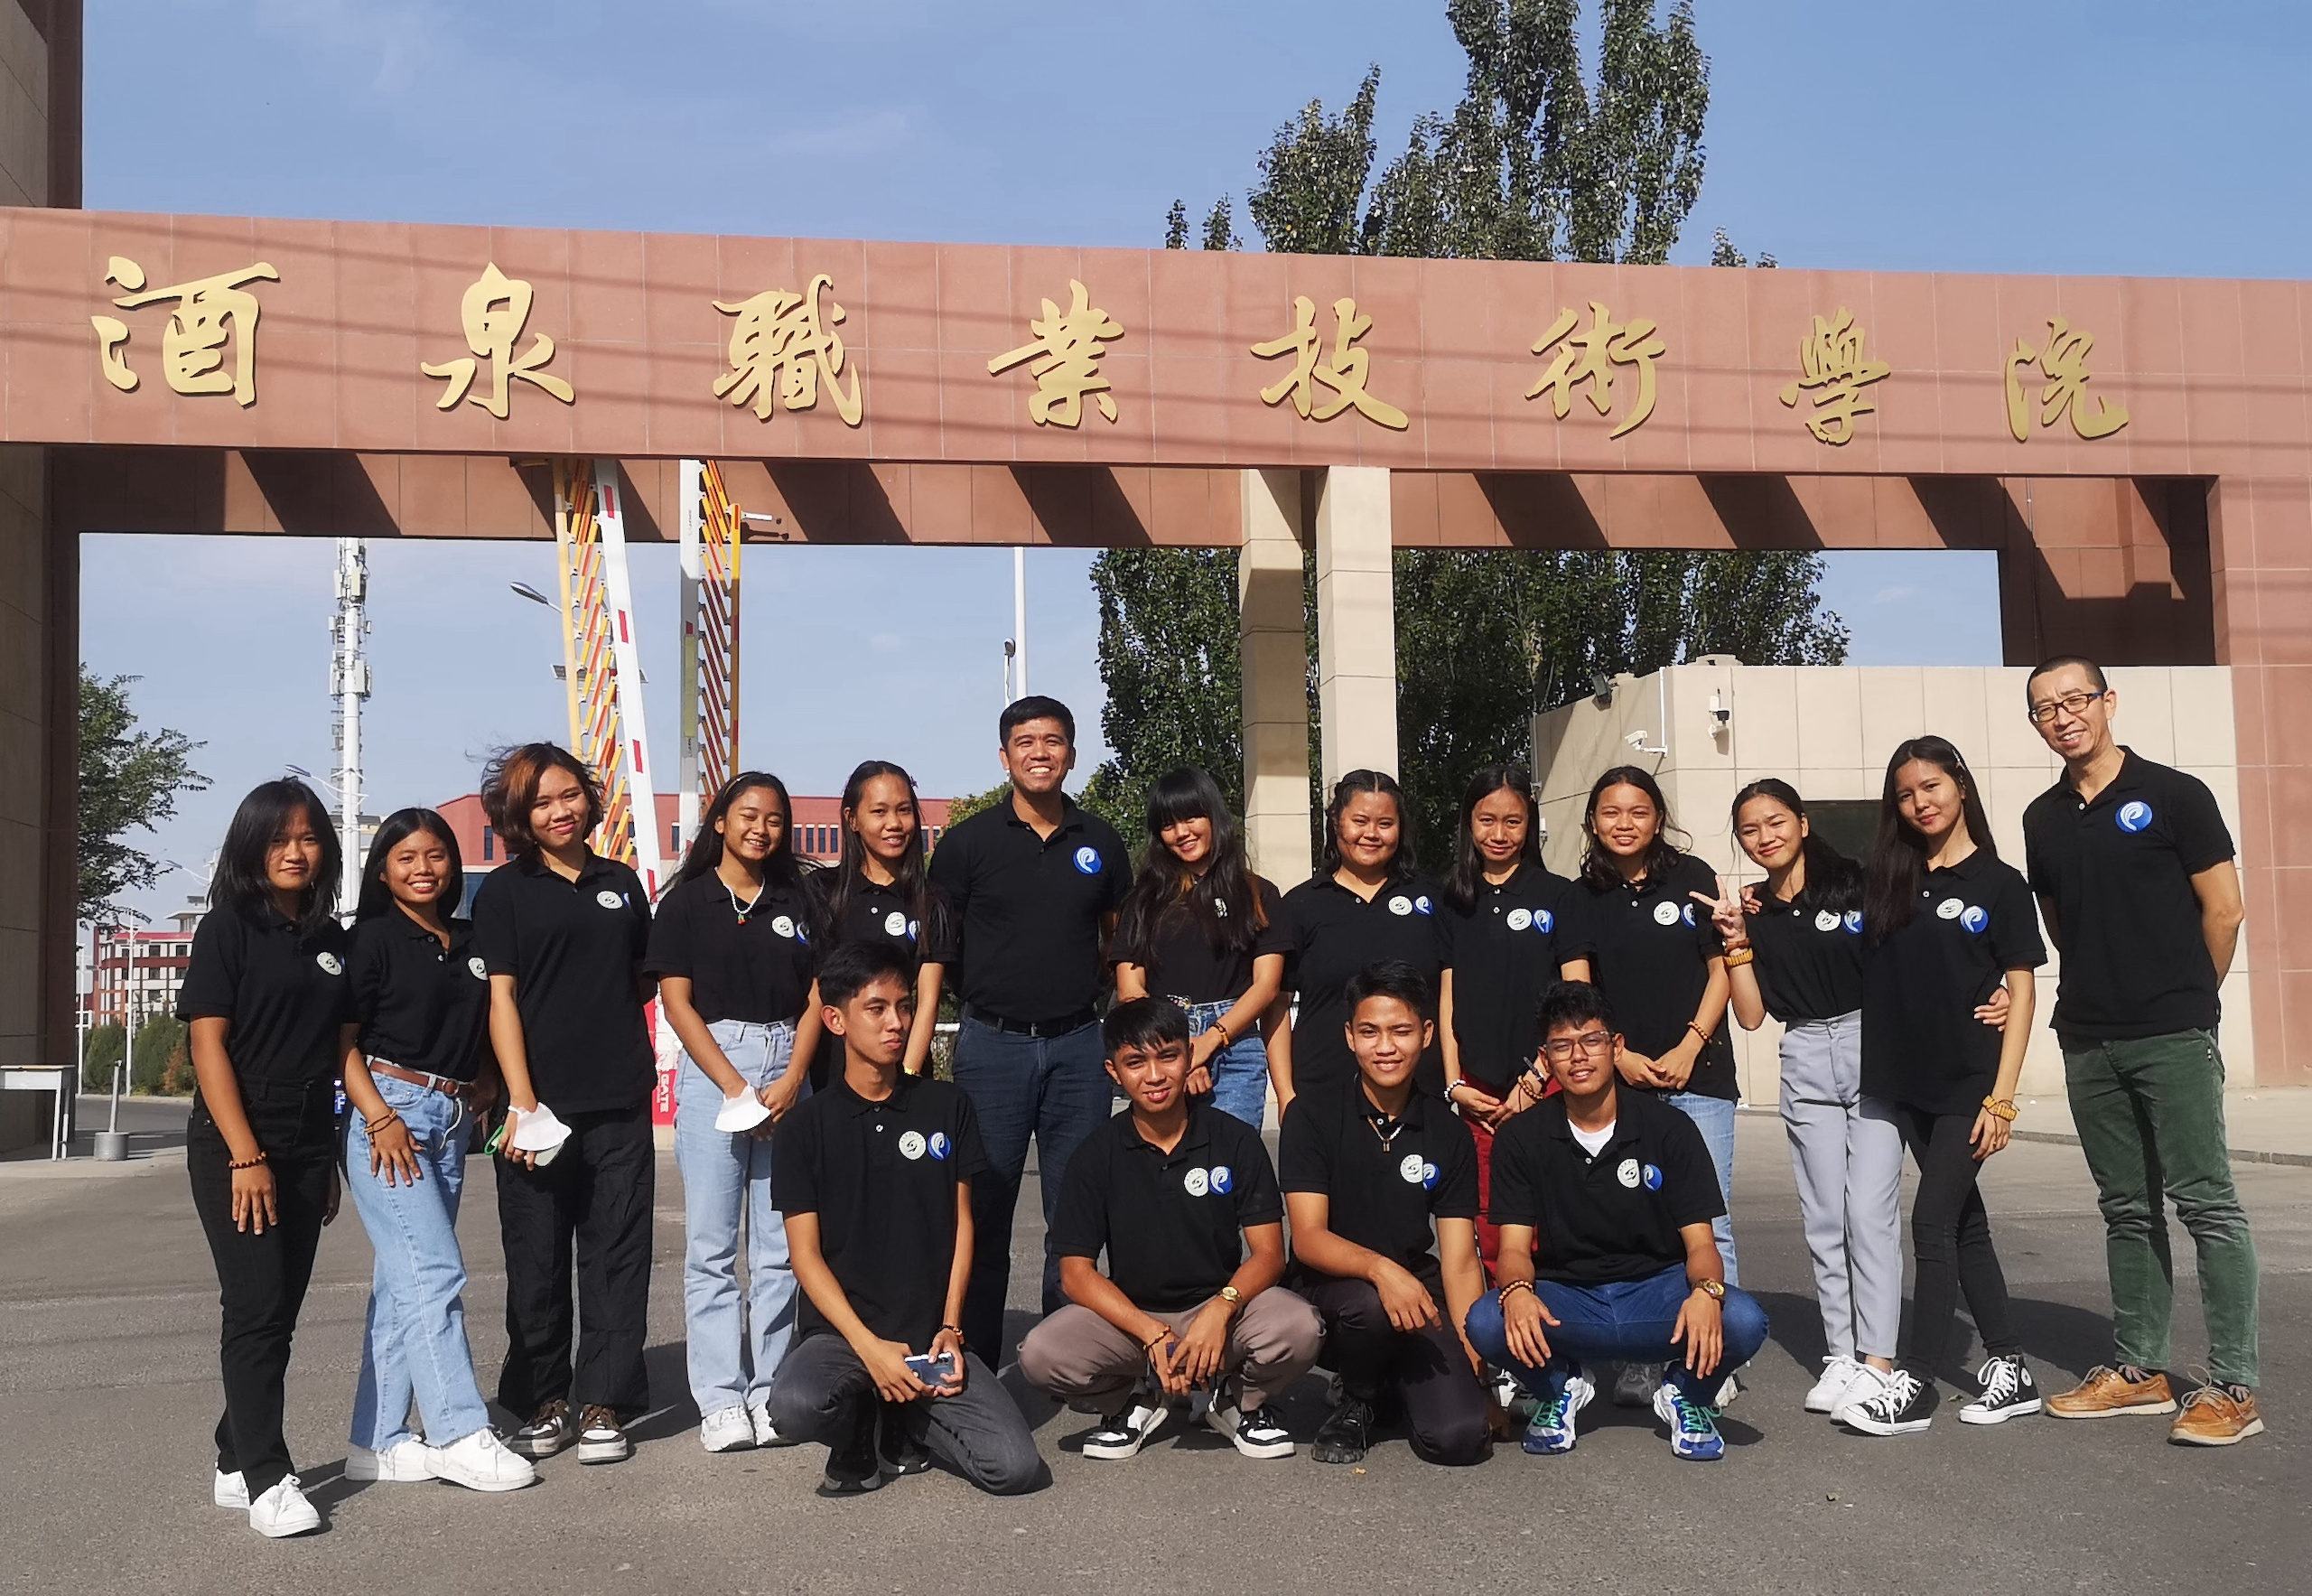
top-left (228, 1150), bottom-right (268, 1171)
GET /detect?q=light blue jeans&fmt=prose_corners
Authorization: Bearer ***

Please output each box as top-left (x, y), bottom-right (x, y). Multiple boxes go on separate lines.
top-left (1664, 1091), bottom-right (1740, 1287)
top-left (1180, 998), bottom-right (1271, 1128)
top-left (674, 1019), bottom-right (804, 1417)
top-left (347, 1074), bottom-right (489, 1451)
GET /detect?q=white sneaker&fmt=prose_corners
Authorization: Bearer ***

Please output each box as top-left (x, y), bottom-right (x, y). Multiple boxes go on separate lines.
top-left (345, 1437), bottom-right (436, 1482)
top-left (426, 1428), bottom-right (539, 1491)
top-left (699, 1406), bottom-right (756, 1453)
top-left (247, 1475), bottom-right (322, 1538)
top-left (1832, 1362), bottom-right (1895, 1421)
top-left (212, 1469), bottom-right (248, 1509)
top-left (748, 1397), bottom-right (795, 1449)
top-left (1805, 1356), bottom-right (1863, 1414)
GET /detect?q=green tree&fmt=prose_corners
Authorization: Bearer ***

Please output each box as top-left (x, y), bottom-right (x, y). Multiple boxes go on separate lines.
top-left (941, 782), bottom-right (1013, 831)
top-left (82, 1022), bottom-right (125, 1091)
top-left (131, 1013), bottom-right (189, 1096)
top-left (79, 668), bottom-right (209, 923)
top-left (1082, 549), bottom-right (1245, 838)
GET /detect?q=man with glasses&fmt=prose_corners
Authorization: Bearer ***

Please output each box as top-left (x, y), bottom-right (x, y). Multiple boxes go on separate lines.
top-left (1463, 982), bottom-right (1767, 1461)
top-left (2021, 656), bottom-right (2261, 1445)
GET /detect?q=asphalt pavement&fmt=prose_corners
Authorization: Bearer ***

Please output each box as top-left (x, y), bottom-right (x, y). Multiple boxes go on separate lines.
top-left (2, 1115), bottom-right (2305, 1596)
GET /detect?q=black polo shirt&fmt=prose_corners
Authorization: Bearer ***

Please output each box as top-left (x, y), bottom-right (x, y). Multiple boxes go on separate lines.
top-left (176, 902), bottom-right (353, 1087)
top-left (1742, 889), bottom-right (1866, 1024)
top-left (471, 852), bottom-right (654, 1114)
top-left (1279, 873), bottom-right (1448, 1095)
top-left (774, 1071), bottom-right (987, 1348)
top-left (2023, 751), bottom-right (2233, 1040)
top-left (348, 910), bottom-right (489, 1081)
top-left (1860, 850), bottom-right (2046, 1116)
top-left (1278, 1081), bottom-right (1478, 1294)
top-left (1116, 873), bottom-right (1291, 1005)
top-left (928, 794), bottom-right (1130, 1023)
top-left (809, 870), bottom-right (959, 970)
top-left (1050, 1101), bottom-right (1282, 1312)
top-left (1577, 851), bottom-right (1735, 1101)
top-left (1489, 1089), bottom-right (1723, 1285)
top-left (1437, 863), bottom-right (1591, 1087)
top-left (644, 871), bottom-right (815, 1024)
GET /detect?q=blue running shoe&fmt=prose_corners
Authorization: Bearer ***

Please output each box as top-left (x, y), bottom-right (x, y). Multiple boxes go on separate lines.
top-left (1662, 1386), bottom-right (1725, 1461)
top-left (1522, 1369), bottom-right (1594, 1454)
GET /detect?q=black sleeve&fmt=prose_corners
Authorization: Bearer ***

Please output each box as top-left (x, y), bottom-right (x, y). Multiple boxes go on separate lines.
top-left (1099, 820), bottom-right (1133, 911)
top-left (643, 882), bottom-right (695, 978)
top-left (2022, 793), bottom-right (2056, 895)
top-left (624, 866), bottom-right (653, 966)
top-left (2171, 774), bottom-right (2236, 876)
top-left (347, 923), bottom-right (387, 1031)
top-left (1228, 1128), bottom-right (1284, 1227)
top-left (928, 818), bottom-right (971, 910)
top-left (918, 886), bottom-right (960, 966)
top-left (1658, 1110), bottom-right (1728, 1229)
top-left (1274, 1097), bottom-right (1330, 1194)
top-left (1430, 1114), bottom-right (1480, 1220)
top-left (1047, 1137), bottom-right (1110, 1261)
top-left (1487, 1117), bottom-right (1545, 1227)
top-left (1432, 902), bottom-right (1462, 968)
top-left (1549, 882), bottom-right (1595, 960)
top-left (1988, 866), bottom-right (2047, 972)
top-left (1683, 856), bottom-right (1726, 956)
top-left (948, 1090), bottom-right (989, 1183)
top-left (769, 1101), bottom-right (823, 1216)
top-left (175, 909), bottom-right (243, 1021)
top-left (471, 872), bottom-right (519, 978)
top-left (1251, 877), bottom-right (1292, 959)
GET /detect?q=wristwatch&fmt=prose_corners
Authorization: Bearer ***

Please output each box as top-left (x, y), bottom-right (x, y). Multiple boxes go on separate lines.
top-left (1691, 1278), bottom-right (1726, 1302)
top-left (1218, 1285), bottom-right (1243, 1307)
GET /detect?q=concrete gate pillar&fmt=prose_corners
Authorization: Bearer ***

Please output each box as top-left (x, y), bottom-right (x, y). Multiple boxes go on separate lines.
top-left (1238, 469), bottom-right (1312, 887)
top-left (1313, 466), bottom-right (1398, 789)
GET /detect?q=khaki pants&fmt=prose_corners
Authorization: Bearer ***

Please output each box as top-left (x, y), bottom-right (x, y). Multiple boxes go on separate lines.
top-left (1019, 1290), bottom-right (1321, 1413)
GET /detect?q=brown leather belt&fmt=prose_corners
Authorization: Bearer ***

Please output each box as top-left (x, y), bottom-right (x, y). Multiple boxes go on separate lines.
top-left (368, 1059), bottom-right (475, 1100)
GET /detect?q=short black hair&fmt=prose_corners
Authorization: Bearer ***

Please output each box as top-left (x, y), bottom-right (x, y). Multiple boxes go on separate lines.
top-left (1000, 695), bottom-right (1076, 746)
top-left (816, 942), bottom-right (910, 1011)
top-left (1104, 995), bottom-right (1190, 1058)
top-left (1344, 959), bottom-right (1434, 1022)
top-left (2026, 654), bottom-right (2108, 698)
top-left (212, 779), bottom-right (342, 937)
top-left (1534, 980), bottom-right (1616, 1038)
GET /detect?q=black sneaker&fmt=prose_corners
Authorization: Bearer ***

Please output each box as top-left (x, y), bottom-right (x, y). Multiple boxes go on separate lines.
top-left (574, 1405), bottom-right (632, 1464)
top-left (1080, 1403), bottom-right (1165, 1461)
top-left (1959, 1355), bottom-right (2042, 1425)
top-left (877, 1402), bottom-right (934, 1477)
top-left (817, 1398), bottom-right (883, 1498)
top-left (1840, 1368), bottom-right (1938, 1436)
top-left (508, 1399), bottom-right (573, 1460)
top-left (1204, 1394), bottom-right (1295, 1460)
top-left (1310, 1395), bottom-right (1375, 1465)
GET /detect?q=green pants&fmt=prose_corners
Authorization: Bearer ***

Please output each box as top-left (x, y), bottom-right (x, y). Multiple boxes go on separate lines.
top-left (2061, 1030), bottom-right (2259, 1387)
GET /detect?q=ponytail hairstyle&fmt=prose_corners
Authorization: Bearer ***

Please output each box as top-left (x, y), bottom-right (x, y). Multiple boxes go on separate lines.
top-left (480, 742), bottom-right (603, 863)
top-left (821, 759), bottom-right (953, 951)
top-left (1578, 765), bottom-right (1687, 892)
top-left (210, 779), bottom-right (342, 938)
top-left (1729, 779), bottom-right (1860, 919)
top-left (676, 771), bottom-right (804, 891)
top-left (354, 807), bottom-right (467, 924)
top-left (1114, 766), bottom-right (1264, 962)
top-left (1443, 763), bottom-right (1542, 917)
top-left (1863, 736), bottom-right (1996, 946)
top-left (1319, 770), bottom-right (1416, 882)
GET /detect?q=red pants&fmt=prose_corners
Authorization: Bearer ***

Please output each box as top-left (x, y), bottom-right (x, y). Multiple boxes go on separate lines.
top-left (1465, 1076), bottom-right (1557, 1280)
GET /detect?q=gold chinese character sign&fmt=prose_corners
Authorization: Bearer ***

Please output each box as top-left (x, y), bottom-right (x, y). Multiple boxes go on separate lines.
top-left (421, 262), bottom-right (574, 418)
top-left (1528, 302), bottom-right (1664, 439)
top-left (92, 254), bottom-right (279, 406)
top-left (1249, 295), bottom-right (1407, 430)
top-left (988, 279), bottom-right (1123, 427)
top-left (2006, 317), bottom-right (2128, 443)
top-left (713, 273), bottom-right (862, 426)
top-left (1778, 308), bottom-right (1891, 445)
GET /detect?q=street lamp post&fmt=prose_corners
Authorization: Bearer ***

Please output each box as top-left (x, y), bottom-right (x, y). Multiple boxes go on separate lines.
top-left (91, 912), bottom-right (134, 1160)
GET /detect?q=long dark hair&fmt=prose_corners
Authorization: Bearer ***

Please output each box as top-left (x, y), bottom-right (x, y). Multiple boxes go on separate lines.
top-left (1114, 767), bottom-right (1265, 962)
top-left (354, 807), bottom-right (467, 924)
top-left (676, 771), bottom-right (804, 891)
top-left (479, 742), bottom-right (603, 862)
top-left (1729, 779), bottom-right (1860, 918)
top-left (1444, 764), bottom-right (1542, 916)
top-left (211, 779), bottom-right (341, 937)
top-left (1579, 765), bottom-right (1686, 892)
top-left (1864, 736), bottom-right (1996, 946)
top-left (820, 760), bottom-right (950, 947)
top-left (1319, 770), bottom-right (1417, 882)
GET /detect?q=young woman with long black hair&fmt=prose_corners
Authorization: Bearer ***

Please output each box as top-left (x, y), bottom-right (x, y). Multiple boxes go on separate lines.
top-left (473, 742), bottom-right (657, 1467)
top-left (1838, 737), bottom-right (2046, 1437)
top-left (1273, 770), bottom-right (1446, 1106)
top-left (648, 770), bottom-right (821, 1453)
top-left (1113, 766), bottom-right (1291, 1127)
top-left (804, 760), bottom-right (956, 1081)
top-left (338, 808), bottom-right (535, 1493)
top-left (177, 779), bottom-right (349, 1537)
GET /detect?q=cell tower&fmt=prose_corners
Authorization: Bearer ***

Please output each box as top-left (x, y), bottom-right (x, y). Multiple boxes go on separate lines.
top-left (676, 459), bottom-right (742, 856)
top-left (330, 537), bottom-right (369, 913)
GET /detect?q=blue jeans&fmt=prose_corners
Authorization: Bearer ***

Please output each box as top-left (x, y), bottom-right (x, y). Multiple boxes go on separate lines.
top-left (1181, 998), bottom-right (1270, 1128)
top-left (950, 1015), bottom-right (1113, 1359)
top-left (1465, 1265), bottom-right (1770, 1410)
top-left (1665, 1091), bottom-right (1739, 1287)
top-left (347, 1075), bottom-right (489, 1451)
top-left (674, 1020), bottom-right (803, 1416)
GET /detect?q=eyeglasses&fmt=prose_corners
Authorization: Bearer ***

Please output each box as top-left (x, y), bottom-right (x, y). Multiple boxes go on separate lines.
top-left (2028, 689), bottom-right (2105, 725)
top-left (1541, 1031), bottom-right (1615, 1062)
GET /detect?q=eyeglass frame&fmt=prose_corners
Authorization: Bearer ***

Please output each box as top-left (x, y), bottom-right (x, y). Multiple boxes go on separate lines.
top-left (1539, 1030), bottom-right (1617, 1062)
top-left (2026, 688), bottom-right (2107, 725)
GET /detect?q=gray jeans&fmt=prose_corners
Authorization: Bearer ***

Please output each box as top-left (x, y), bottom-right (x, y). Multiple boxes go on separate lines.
top-left (1780, 1013), bottom-right (1904, 1362)
top-left (766, 1331), bottom-right (1047, 1496)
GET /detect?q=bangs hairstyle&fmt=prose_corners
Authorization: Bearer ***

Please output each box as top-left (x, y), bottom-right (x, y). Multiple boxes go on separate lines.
top-left (999, 694), bottom-right (1076, 746)
top-left (1443, 764), bottom-right (1541, 917)
top-left (1319, 769), bottom-right (1416, 882)
top-left (1103, 995), bottom-right (1192, 1059)
top-left (211, 779), bottom-right (342, 937)
top-left (1863, 735), bottom-right (1997, 946)
top-left (354, 807), bottom-right (466, 924)
top-left (1114, 766), bottom-right (1266, 964)
top-left (1578, 764), bottom-right (1689, 892)
top-left (820, 760), bottom-right (953, 953)
top-left (1534, 979), bottom-right (1617, 1040)
top-left (677, 770), bottom-right (803, 891)
top-left (1344, 958), bottom-right (1434, 1022)
top-left (480, 742), bottom-right (603, 863)
top-left (816, 940), bottom-right (911, 1011)
top-left (1729, 778), bottom-right (1861, 919)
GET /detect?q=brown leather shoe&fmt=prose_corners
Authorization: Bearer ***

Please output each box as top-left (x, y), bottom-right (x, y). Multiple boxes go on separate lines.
top-left (2169, 1385), bottom-right (2264, 1446)
top-left (2046, 1365), bottom-right (2177, 1419)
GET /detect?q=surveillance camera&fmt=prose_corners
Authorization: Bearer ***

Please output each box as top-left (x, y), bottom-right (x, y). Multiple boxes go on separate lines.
top-left (1711, 706), bottom-right (1731, 726)
top-left (1625, 729), bottom-right (1648, 749)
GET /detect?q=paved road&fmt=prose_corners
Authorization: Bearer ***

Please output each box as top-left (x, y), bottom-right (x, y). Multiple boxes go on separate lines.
top-left (3, 1117), bottom-right (2304, 1595)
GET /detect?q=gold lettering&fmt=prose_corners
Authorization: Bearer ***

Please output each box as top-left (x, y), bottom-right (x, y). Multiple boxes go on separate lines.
top-left (987, 279), bottom-right (1124, 427)
top-left (713, 274), bottom-right (862, 426)
top-left (93, 254), bottom-right (279, 406)
top-left (2005, 317), bottom-right (2128, 443)
top-left (1777, 308), bottom-right (1891, 445)
top-left (1249, 294), bottom-right (1408, 430)
top-left (1527, 301), bottom-right (1664, 440)
top-left (421, 262), bottom-right (575, 418)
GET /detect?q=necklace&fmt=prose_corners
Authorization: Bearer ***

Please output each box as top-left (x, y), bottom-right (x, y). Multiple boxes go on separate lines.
top-left (724, 875), bottom-right (767, 925)
top-left (1365, 1106), bottom-right (1409, 1150)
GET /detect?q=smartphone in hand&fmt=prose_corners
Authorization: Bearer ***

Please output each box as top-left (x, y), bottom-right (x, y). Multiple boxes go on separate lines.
top-left (903, 1350), bottom-right (959, 1386)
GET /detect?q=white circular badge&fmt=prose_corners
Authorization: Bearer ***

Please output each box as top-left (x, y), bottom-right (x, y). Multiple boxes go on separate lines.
top-left (1617, 1157), bottom-right (1641, 1189)
top-left (770, 915), bottom-right (797, 938)
top-left (1506, 908), bottom-right (1534, 931)
top-left (1652, 901), bottom-right (1681, 926)
top-left (898, 1131), bottom-right (927, 1161)
top-left (1399, 1152), bottom-right (1426, 1184)
top-left (468, 957), bottom-right (488, 979)
top-left (1814, 910), bottom-right (1841, 932)
top-left (1388, 895), bottom-right (1413, 916)
top-left (595, 889), bottom-right (624, 910)
top-left (1182, 1167), bottom-right (1210, 1197)
top-left (1935, 897), bottom-right (1964, 920)
top-left (883, 910), bottom-right (909, 938)
top-left (315, 952), bottom-right (343, 975)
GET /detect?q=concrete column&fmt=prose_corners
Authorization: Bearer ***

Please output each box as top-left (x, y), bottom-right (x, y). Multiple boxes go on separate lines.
top-left (1238, 469), bottom-right (1312, 887)
top-left (1313, 465), bottom-right (1397, 789)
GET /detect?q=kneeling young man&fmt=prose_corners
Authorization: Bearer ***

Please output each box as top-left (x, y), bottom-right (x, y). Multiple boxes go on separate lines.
top-left (1283, 962), bottom-right (1492, 1467)
top-left (1465, 981), bottom-right (1768, 1461)
top-left (766, 944), bottom-right (1046, 1497)
top-left (1019, 997), bottom-right (1320, 1460)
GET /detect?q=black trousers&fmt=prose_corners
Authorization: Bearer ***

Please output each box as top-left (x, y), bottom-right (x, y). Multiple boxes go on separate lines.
top-left (1301, 1274), bottom-right (1492, 1465)
top-left (187, 1077), bottom-right (339, 1501)
top-left (1894, 1104), bottom-right (2019, 1378)
top-left (494, 1101), bottom-right (655, 1416)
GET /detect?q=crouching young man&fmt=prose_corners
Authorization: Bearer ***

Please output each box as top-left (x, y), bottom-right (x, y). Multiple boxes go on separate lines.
top-left (1019, 997), bottom-right (1320, 1461)
top-left (1283, 962), bottom-right (1492, 1467)
top-left (1464, 982), bottom-right (1768, 1461)
top-left (766, 944), bottom-right (1047, 1497)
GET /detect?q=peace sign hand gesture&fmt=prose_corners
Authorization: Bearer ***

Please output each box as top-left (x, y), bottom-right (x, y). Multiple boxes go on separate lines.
top-left (1690, 875), bottom-right (1747, 946)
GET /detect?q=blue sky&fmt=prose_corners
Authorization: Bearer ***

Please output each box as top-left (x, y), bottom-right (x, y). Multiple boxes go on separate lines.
top-left (81, 0), bottom-right (2312, 920)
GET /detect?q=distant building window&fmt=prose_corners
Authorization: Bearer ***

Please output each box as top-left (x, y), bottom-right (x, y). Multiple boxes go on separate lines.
top-left (671, 823), bottom-right (681, 853)
top-left (481, 826), bottom-right (495, 862)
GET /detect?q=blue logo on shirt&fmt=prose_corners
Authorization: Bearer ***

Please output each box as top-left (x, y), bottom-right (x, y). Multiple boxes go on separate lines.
top-left (928, 1132), bottom-right (951, 1162)
top-left (1960, 905), bottom-right (1990, 934)
top-left (1073, 845), bottom-right (1102, 874)
top-left (1209, 1164), bottom-right (1234, 1194)
top-left (1414, 895), bottom-right (1433, 915)
top-left (1842, 910), bottom-right (1864, 936)
top-left (1534, 910), bottom-right (1554, 934)
top-left (1641, 1164), bottom-right (1663, 1191)
top-left (1681, 903), bottom-right (1697, 927)
top-left (2117, 800), bottom-right (2154, 834)
top-left (1421, 1162), bottom-right (1440, 1190)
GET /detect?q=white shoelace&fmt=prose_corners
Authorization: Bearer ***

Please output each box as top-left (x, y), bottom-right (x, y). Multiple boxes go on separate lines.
top-left (1869, 1370), bottom-right (1923, 1416)
top-left (1975, 1358), bottom-right (2020, 1406)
